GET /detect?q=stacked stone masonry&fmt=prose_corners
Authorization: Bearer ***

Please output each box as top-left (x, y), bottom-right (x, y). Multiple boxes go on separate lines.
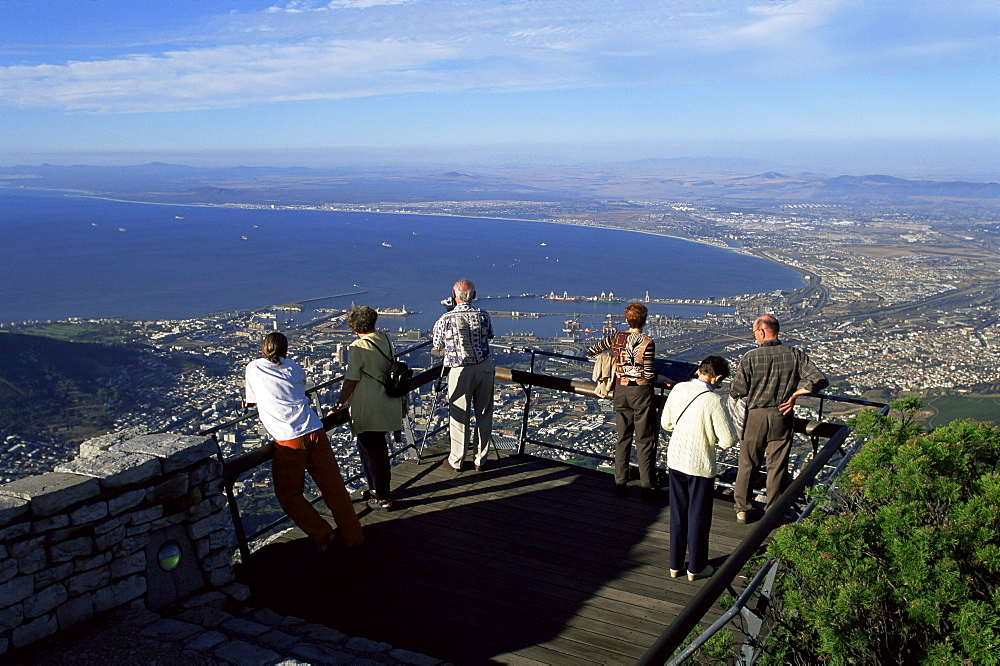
top-left (0, 432), bottom-right (236, 656)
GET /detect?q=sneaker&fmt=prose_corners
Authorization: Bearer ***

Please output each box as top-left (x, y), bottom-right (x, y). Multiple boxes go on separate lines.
top-left (687, 564), bottom-right (714, 581)
top-left (669, 569), bottom-right (682, 579)
top-left (736, 511), bottom-right (748, 524)
top-left (366, 498), bottom-right (393, 512)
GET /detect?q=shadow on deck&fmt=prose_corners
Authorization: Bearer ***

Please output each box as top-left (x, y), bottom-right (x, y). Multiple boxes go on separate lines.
top-left (236, 443), bottom-right (757, 664)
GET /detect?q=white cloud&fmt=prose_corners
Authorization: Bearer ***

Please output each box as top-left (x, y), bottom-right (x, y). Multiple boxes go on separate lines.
top-left (266, 0), bottom-right (416, 12)
top-left (1, 0), bottom-right (995, 114)
top-left (1, 39), bottom-right (465, 112)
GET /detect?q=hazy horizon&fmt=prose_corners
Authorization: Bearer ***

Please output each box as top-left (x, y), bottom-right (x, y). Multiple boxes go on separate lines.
top-left (4, 138), bottom-right (998, 183)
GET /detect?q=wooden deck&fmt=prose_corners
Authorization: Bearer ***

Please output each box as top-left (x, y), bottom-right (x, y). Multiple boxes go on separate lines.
top-left (236, 444), bottom-right (758, 665)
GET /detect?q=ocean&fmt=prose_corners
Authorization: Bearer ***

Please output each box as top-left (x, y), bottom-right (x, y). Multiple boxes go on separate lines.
top-left (0, 189), bottom-right (804, 336)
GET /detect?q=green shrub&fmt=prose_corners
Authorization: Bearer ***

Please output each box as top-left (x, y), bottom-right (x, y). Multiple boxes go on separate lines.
top-left (761, 400), bottom-right (1000, 664)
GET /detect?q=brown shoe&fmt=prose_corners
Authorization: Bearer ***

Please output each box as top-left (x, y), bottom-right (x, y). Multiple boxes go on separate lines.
top-left (444, 458), bottom-right (461, 472)
top-left (474, 461), bottom-right (486, 472)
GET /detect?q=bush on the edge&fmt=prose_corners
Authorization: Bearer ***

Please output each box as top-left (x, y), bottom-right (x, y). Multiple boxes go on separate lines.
top-left (762, 399), bottom-right (1000, 664)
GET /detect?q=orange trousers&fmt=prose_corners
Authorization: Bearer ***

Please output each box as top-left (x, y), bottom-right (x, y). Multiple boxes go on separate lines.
top-left (273, 428), bottom-right (364, 547)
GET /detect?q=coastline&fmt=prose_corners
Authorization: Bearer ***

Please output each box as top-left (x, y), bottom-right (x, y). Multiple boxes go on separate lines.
top-left (1, 187), bottom-right (806, 324)
top-left (57, 187), bottom-right (784, 270)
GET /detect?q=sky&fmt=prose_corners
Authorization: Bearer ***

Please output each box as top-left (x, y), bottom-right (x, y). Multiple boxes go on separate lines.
top-left (1, 0), bottom-right (998, 175)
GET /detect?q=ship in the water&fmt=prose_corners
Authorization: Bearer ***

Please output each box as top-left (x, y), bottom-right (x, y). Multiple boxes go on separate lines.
top-left (544, 290), bottom-right (579, 301)
top-left (376, 305), bottom-right (420, 316)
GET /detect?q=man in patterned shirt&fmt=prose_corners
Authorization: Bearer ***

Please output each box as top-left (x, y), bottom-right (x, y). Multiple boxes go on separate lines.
top-left (730, 314), bottom-right (828, 523)
top-left (432, 279), bottom-right (495, 472)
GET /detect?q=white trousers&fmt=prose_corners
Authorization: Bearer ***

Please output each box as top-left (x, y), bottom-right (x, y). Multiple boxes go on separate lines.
top-left (446, 358), bottom-right (495, 467)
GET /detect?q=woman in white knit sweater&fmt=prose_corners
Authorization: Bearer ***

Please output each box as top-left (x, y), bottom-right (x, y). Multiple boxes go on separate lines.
top-left (661, 355), bottom-right (738, 581)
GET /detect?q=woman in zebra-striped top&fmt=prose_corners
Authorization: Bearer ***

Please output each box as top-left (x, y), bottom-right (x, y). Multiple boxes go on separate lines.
top-left (588, 302), bottom-right (663, 498)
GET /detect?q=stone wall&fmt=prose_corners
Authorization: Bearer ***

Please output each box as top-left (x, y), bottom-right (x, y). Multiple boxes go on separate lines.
top-left (0, 433), bottom-right (236, 656)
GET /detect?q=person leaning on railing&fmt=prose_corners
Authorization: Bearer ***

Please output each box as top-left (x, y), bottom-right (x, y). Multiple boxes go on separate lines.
top-left (331, 306), bottom-right (402, 512)
top-left (244, 331), bottom-right (365, 553)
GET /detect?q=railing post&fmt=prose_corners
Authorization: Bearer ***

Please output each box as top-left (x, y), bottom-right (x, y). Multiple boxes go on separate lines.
top-left (515, 349), bottom-right (538, 455)
top-left (213, 432), bottom-right (251, 562)
top-left (738, 559), bottom-right (780, 664)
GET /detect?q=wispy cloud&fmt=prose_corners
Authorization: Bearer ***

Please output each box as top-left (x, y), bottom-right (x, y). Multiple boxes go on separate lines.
top-left (0, 0), bottom-right (994, 114)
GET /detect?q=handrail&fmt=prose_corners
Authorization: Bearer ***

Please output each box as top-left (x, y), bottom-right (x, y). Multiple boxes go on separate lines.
top-left (663, 399), bottom-right (891, 664)
top-left (637, 420), bottom-right (857, 665)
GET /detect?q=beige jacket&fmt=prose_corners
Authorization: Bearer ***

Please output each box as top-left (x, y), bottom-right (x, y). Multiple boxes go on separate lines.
top-left (591, 351), bottom-right (615, 399)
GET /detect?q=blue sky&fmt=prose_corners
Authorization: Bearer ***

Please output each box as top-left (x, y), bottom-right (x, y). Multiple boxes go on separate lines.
top-left (1, 0), bottom-right (997, 174)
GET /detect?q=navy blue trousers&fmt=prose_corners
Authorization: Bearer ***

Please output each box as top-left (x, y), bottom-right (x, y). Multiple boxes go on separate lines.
top-left (668, 468), bottom-right (715, 573)
top-left (357, 431), bottom-right (392, 500)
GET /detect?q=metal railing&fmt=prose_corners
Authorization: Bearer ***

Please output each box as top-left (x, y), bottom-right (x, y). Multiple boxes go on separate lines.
top-left (209, 340), bottom-right (438, 561)
top-left (640, 395), bottom-right (890, 666)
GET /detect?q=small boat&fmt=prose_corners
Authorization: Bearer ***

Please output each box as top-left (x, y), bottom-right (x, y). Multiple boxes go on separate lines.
top-left (241, 236), bottom-right (248, 240)
top-left (382, 242), bottom-right (392, 248)
top-left (175, 216), bottom-right (184, 220)
top-left (118, 227), bottom-right (126, 232)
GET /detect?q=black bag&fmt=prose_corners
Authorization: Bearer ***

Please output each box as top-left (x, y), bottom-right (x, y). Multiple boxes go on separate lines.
top-left (370, 336), bottom-right (412, 398)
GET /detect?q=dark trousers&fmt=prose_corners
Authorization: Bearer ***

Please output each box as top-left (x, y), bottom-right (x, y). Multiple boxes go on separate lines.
top-left (734, 407), bottom-right (793, 513)
top-left (357, 431), bottom-right (392, 500)
top-left (668, 469), bottom-right (715, 573)
top-left (612, 384), bottom-right (658, 488)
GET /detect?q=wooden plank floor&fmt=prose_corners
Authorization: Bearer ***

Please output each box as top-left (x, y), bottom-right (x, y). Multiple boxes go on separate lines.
top-left (236, 444), bottom-right (759, 665)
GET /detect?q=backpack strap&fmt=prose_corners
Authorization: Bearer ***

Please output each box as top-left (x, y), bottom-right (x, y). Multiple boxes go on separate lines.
top-left (675, 390), bottom-right (711, 424)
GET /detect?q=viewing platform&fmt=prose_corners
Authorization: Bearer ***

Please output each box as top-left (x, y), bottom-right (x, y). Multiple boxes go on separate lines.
top-left (240, 440), bottom-right (757, 664)
top-left (0, 343), bottom-right (881, 664)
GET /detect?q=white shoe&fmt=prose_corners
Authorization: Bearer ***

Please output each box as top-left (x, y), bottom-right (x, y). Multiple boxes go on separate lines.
top-left (687, 564), bottom-right (714, 581)
top-left (736, 511), bottom-right (748, 524)
top-left (669, 569), bottom-right (681, 579)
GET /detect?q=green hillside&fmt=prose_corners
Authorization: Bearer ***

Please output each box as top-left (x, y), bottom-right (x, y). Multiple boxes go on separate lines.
top-left (0, 332), bottom-right (170, 442)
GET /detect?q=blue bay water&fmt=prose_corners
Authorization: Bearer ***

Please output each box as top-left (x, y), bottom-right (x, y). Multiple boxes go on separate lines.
top-left (1, 189), bottom-right (803, 336)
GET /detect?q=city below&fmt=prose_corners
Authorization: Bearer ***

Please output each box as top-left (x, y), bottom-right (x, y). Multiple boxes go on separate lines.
top-left (1, 167), bottom-right (998, 487)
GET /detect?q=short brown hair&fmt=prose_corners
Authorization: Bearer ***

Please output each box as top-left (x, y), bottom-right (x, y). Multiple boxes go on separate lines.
top-left (347, 305), bottom-right (378, 334)
top-left (624, 302), bottom-right (648, 328)
top-left (698, 355), bottom-right (730, 380)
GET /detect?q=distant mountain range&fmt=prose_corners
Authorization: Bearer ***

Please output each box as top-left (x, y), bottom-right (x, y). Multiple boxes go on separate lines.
top-left (1, 161), bottom-right (997, 207)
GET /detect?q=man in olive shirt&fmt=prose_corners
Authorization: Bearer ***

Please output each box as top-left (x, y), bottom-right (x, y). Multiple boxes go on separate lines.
top-left (730, 315), bottom-right (828, 523)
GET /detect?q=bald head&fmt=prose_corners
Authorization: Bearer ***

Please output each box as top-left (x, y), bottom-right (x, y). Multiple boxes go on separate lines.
top-left (453, 279), bottom-right (476, 303)
top-left (752, 315), bottom-right (779, 343)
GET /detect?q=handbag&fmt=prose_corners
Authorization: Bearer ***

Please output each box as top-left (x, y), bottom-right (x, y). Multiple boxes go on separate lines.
top-left (365, 335), bottom-right (412, 398)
